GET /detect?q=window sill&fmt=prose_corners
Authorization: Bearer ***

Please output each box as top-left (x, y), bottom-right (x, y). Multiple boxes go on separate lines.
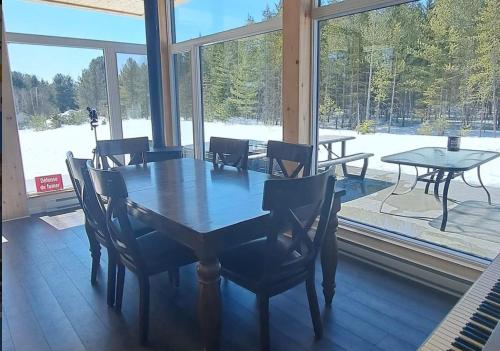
top-left (337, 218), bottom-right (489, 296)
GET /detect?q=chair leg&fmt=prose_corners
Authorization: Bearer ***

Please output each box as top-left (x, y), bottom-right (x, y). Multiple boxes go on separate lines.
top-left (138, 275), bottom-right (150, 345)
top-left (306, 275), bottom-right (323, 339)
top-left (106, 252), bottom-right (117, 307)
top-left (90, 246), bottom-right (100, 286)
top-left (115, 263), bottom-right (125, 311)
top-left (85, 222), bottom-right (100, 286)
top-left (257, 294), bottom-right (270, 351)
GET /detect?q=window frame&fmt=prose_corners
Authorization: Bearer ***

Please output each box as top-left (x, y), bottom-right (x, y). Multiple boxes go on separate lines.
top-left (6, 31), bottom-right (148, 196)
top-left (167, 0), bottom-right (283, 159)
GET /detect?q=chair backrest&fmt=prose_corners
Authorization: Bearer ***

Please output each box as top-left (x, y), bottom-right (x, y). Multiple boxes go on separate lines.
top-left (209, 137), bottom-right (249, 169)
top-left (66, 152), bottom-right (108, 243)
top-left (87, 162), bottom-right (145, 270)
top-left (261, 170), bottom-right (336, 278)
top-left (96, 137), bottom-right (150, 169)
top-left (144, 149), bottom-right (182, 163)
top-left (266, 140), bottom-right (313, 178)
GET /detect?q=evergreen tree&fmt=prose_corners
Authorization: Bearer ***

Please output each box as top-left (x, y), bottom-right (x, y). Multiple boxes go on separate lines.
top-left (77, 56), bottom-right (108, 117)
top-left (52, 73), bottom-right (78, 112)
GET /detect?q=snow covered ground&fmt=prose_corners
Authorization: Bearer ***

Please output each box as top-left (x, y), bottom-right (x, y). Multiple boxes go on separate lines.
top-left (18, 118), bottom-right (500, 193)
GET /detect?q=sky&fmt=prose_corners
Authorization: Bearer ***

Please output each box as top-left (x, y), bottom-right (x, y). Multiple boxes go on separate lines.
top-left (4, 0), bottom-right (280, 82)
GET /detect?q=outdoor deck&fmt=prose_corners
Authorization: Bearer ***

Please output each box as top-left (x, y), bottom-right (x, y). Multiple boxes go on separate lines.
top-left (335, 166), bottom-right (500, 259)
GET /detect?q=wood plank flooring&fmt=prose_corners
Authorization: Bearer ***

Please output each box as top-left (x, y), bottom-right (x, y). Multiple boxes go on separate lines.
top-left (2, 212), bottom-right (458, 351)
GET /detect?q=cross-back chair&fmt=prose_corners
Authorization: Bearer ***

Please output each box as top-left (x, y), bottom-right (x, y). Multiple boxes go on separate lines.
top-left (96, 136), bottom-right (150, 169)
top-left (209, 136), bottom-right (249, 169)
top-left (66, 152), bottom-right (153, 307)
top-left (87, 163), bottom-right (197, 344)
top-left (220, 170), bottom-right (336, 350)
top-left (266, 140), bottom-right (313, 178)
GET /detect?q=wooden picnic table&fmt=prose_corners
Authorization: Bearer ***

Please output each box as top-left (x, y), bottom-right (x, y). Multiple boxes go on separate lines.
top-left (317, 135), bottom-right (373, 179)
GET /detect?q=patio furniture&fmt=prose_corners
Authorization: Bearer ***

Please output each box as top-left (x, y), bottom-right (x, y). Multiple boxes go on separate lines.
top-left (266, 140), bottom-right (313, 178)
top-left (380, 147), bottom-right (500, 231)
top-left (209, 136), bottom-right (249, 169)
top-left (87, 163), bottom-right (197, 344)
top-left (220, 171), bottom-right (336, 350)
top-left (116, 158), bottom-right (344, 350)
top-left (317, 135), bottom-right (373, 179)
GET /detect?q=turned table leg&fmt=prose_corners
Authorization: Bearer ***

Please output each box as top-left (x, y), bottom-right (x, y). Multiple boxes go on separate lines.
top-left (321, 201), bottom-right (340, 306)
top-left (197, 258), bottom-right (221, 351)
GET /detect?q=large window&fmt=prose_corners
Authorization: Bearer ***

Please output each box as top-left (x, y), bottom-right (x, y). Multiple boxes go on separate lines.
top-left (117, 53), bottom-right (152, 139)
top-left (172, 0), bottom-right (282, 43)
top-left (316, 0), bottom-right (500, 259)
top-left (200, 31), bottom-right (283, 163)
top-left (9, 44), bottom-right (110, 193)
top-left (174, 52), bottom-right (195, 156)
top-left (5, 1), bottom-right (150, 196)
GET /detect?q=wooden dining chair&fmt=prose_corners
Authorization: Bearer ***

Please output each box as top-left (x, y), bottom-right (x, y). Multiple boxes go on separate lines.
top-left (220, 170), bottom-right (336, 351)
top-left (87, 162), bottom-right (197, 344)
top-left (66, 152), bottom-right (152, 306)
top-left (209, 136), bottom-right (249, 169)
top-left (266, 140), bottom-right (313, 178)
top-left (96, 136), bottom-right (150, 169)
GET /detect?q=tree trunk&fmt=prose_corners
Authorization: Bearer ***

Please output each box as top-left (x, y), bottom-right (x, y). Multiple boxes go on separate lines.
top-left (389, 55), bottom-right (397, 133)
top-left (365, 46), bottom-right (374, 122)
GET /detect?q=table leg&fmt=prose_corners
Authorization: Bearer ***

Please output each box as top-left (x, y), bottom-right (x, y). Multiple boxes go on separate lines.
top-left (197, 258), bottom-right (221, 351)
top-left (434, 170), bottom-right (444, 202)
top-left (425, 168), bottom-right (435, 194)
top-left (321, 202), bottom-right (339, 306)
top-left (477, 166), bottom-right (492, 205)
top-left (440, 171), bottom-right (454, 231)
top-left (341, 141), bottom-right (348, 176)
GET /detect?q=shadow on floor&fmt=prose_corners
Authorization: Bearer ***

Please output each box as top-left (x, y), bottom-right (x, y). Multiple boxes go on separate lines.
top-left (335, 177), bottom-right (394, 203)
top-left (430, 201), bottom-right (500, 240)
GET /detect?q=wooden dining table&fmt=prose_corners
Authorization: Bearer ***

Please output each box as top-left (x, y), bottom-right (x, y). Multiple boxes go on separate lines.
top-left (118, 158), bottom-right (343, 351)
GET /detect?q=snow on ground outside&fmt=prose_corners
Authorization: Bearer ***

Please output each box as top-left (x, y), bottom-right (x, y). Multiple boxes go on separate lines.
top-left (18, 118), bottom-right (500, 193)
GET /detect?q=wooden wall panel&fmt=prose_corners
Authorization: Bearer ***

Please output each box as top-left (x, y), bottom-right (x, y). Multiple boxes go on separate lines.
top-left (2, 11), bottom-right (29, 220)
top-left (282, 0), bottom-right (313, 144)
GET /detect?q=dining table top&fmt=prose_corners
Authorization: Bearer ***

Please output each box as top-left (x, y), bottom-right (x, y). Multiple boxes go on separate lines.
top-left (118, 158), bottom-right (271, 244)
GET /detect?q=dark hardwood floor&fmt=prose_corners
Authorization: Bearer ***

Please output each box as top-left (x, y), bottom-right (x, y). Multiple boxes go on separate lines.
top-left (2, 211), bottom-right (458, 351)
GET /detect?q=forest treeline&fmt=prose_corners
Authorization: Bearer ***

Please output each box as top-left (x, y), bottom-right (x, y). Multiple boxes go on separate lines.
top-left (13, 0), bottom-right (498, 137)
top-left (318, 0), bottom-right (499, 135)
top-left (12, 56), bottom-right (149, 130)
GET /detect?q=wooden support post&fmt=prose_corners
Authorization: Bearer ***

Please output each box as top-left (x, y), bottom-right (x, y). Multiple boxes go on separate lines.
top-left (282, 0), bottom-right (313, 145)
top-left (158, 0), bottom-right (175, 146)
top-left (2, 11), bottom-right (29, 220)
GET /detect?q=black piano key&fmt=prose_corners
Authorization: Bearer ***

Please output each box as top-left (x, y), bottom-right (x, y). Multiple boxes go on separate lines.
top-left (483, 299), bottom-right (500, 312)
top-left (466, 322), bottom-right (492, 338)
top-left (461, 326), bottom-right (488, 345)
top-left (486, 292), bottom-right (500, 304)
top-left (452, 337), bottom-right (482, 351)
top-left (479, 302), bottom-right (500, 319)
top-left (472, 313), bottom-right (497, 330)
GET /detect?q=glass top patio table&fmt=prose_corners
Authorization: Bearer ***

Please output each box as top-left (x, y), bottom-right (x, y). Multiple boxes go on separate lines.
top-left (381, 147), bottom-right (500, 172)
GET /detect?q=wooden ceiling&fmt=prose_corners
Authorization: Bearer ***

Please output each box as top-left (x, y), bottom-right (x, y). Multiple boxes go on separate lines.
top-left (31, 0), bottom-right (189, 17)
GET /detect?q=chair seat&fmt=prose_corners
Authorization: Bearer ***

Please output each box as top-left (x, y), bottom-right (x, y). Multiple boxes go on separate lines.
top-left (128, 216), bottom-right (154, 236)
top-left (110, 216), bottom-right (152, 238)
top-left (220, 237), bottom-right (307, 293)
top-left (136, 232), bottom-right (197, 275)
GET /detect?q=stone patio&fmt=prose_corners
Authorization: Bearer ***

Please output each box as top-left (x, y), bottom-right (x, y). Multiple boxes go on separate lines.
top-left (335, 166), bottom-right (500, 259)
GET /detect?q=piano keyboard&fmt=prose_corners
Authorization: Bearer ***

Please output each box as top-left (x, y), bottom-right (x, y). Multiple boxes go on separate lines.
top-left (419, 254), bottom-right (500, 351)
